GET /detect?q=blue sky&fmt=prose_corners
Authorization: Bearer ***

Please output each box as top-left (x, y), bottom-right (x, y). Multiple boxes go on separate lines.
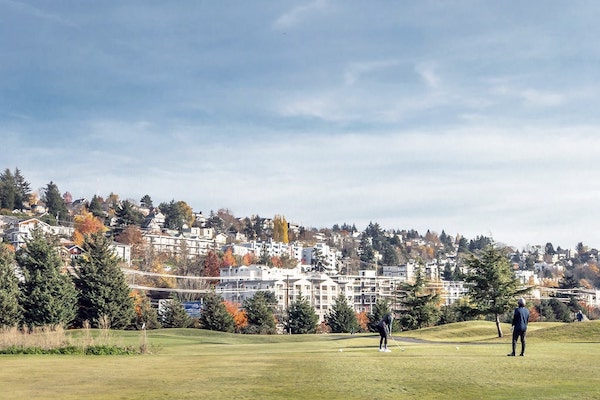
top-left (2, 1), bottom-right (600, 250)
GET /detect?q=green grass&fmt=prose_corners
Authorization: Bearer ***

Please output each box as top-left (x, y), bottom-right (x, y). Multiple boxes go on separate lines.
top-left (1, 321), bottom-right (600, 399)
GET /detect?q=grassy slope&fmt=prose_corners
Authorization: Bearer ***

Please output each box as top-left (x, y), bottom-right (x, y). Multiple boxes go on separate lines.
top-left (1, 322), bottom-right (600, 400)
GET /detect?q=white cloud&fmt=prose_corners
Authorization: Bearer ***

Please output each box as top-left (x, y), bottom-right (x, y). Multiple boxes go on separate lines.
top-left (343, 59), bottom-right (400, 86)
top-left (415, 63), bottom-right (440, 89)
top-left (273, 0), bottom-right (329, 30)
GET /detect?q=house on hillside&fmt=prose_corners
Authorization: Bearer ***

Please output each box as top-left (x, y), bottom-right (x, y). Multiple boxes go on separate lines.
top-left (3, 218), bottom-right (74, 249)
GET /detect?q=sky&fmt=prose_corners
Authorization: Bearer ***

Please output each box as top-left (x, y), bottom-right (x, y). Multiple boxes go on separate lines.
top-left (2, 1), bottom-right (600, 250)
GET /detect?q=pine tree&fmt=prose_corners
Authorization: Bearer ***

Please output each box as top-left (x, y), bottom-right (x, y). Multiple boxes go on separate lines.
top-left (17, 228), bottom-right (77, 328)
top-left (140, 194), bottom-right (153, 209)
top-left (464, 245), bottom-right (528, 337)
top-left (396, 267), bottom-right (440, 330)
top-left (14, 168), bottom-right (31, 210)
top-left (286, 295), bottom-right (318, 334)
top-left (200, 291), bottom-right (234, 332)
top-left (243, 291), bottom-right (276, 334)
top-left (73, 232), bottom-right (135, 329)
top-left (0, 168), bottom-right (16, 210)
top-left (0, 244), bottom-right (22, 327)
top-left (159, 295), bottom-right (192, 328)
top-left (88, 195), bottom-right (105, 219)
top-left (43, 181), bottom-right (69, 224)
top-left (325, 293), bottom-right (359, 333)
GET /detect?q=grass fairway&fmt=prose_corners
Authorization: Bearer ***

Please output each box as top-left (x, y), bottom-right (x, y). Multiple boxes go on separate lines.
top-left (1, 321), bottom-right (599, 399)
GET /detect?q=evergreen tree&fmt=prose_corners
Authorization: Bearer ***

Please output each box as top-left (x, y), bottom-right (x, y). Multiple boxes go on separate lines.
top-left (159, 200), bottom-right (194, 230)
top-left (14, 168), bottom-right (31, 210)
top-left (43, 181), bottom-right (69, 223)
top-left (396, 267), bottom-right (440, 331)
top-left (159, 295), bottom-right (192, 328)
top-left (140, 194), bottom-right (153, 209)
top-left (325, 293), bottom-right (359, 333)
top-left (0, 244), bottom-right (22, 327)
top-left (359, 236), bottom-right (375, 267)
top-left (88, 195), bottom-right (105, 219)
top-left (116, 200), bottom-right (144, 227)
top-left (0, 168), bottom-right (17, 210)
top-left (200, 291), bottom-right (234, 332)
top-left (73, 232), bottom-right (135, 329)
top-left (464, 245), bottom-right (528, 337)
top-left (286, 295), bottom-right (318, 334)
top-left (243, 291), bottom-right (276, 334)
top-left (17, 228), bottom-right (77, 328)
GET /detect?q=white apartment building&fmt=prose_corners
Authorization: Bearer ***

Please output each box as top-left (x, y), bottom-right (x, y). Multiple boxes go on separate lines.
top-left (142, 227), bottom-right (225, 258)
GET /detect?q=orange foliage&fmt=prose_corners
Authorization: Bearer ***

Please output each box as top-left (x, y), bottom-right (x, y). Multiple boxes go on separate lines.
top-left (271, 256), bottom-right (283, 268)
top-left (528, 306), bottom-right (540, 322)
top-left (356, 311), bottom-right (370, 332)
top-left (73, 209), bottom-right (107, 245)
top-left (203, 250), bottom-right (222, 277)
top-left (224, 300), bottom-right (248, 332)
top-left (242, 252), bottom-right (256, 266)
top-left (130, 290), bottom-right (144, 317)
top-left (221, 247), bottom-right (237, 267)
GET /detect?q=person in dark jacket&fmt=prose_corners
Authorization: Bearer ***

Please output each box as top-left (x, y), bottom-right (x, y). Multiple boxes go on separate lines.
top-left (376, 313), bottom-right (393, 352)
top-left (508, 298), bottom-right (529, 356)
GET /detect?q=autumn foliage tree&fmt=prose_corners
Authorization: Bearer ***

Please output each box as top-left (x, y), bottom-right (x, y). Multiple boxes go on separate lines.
top-left (273, 215), bottom-right (289, 243)
top-left (73, 209), bottom-right (107, 246)
top-left (221, 247), bottom-right (237, 267)
top-left (242, 252), bottom-right (256, 266)
top-left (203, 250), bottom-right (222, 277)
top-left (224, 300), bottom-right (248, 332)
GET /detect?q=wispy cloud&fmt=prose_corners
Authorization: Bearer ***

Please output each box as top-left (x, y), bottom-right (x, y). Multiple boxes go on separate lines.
top-left (273, 0), bottom-right (329, 30)
top-left (1, 0), bottom-right (76, 27)
top-left (343, 59), bottom-right (400, 86)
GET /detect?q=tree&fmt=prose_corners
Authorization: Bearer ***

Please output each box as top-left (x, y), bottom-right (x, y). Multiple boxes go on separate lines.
top-left (116, 200), bottom-right (144, 227)
top-left (73, 232), bottom-right (136, 329)
top-left (325, 294), bottom-right (359, 333)
top-left (159, 200), bottom-right (194, 230)
top-left (396, 267), bottom-right (440, 331)
top-left (243, 291), bottom-right (277, 334)
top-left (0, 244), bottom-right (21, 327)
top-left (273, 215), bottom-right (289, 243)
top-left (202, 250), bottom-right (222, 278)
top-left (0, 168), bottom-right (30, 210)
top-left (224, 301), bottom-right (248, 333)
top-left (140, 194), bottom-right (153, 209)
top-left (88, 195), bottom-right (105, 219)
top-left (17, 228), bottom-right (77, 328)
top-left (545, 242), bottom-right (556, 255)
top-left (221, 247), bottom-right (237, 267)
top-left (286, 295), bottom-right (319, 334)
top-left (359, 236), bottom-right (375, 267)
top-left (131, 290), bottom-right (160, 330)
top-left (73, 209), bottom-right (107, 246)
top-left (200, 291), bottom-right (234, 332)
top-left (464, 245), bottom-right (527, 337)
top-left (42, 181), bottom-right (69, 224)
top-left (159, 295), bottom-right (192, 328)
top-left (0, 168), bottom-right (17, 210)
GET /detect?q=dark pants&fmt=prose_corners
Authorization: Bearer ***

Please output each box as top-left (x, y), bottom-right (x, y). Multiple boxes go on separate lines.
top-left (512, 329), bottom-right (526, 355)
top-left (377, 325), bottom-right (388, 349)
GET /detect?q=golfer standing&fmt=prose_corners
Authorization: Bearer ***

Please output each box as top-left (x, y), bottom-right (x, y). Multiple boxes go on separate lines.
top-left (508, 298), bottom-right (529, 357)
top-left (377, 313), bottom-right (393, 352)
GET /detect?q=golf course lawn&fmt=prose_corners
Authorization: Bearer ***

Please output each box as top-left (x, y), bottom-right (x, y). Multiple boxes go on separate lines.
top-left (1, 321), bottom-right (599, 399)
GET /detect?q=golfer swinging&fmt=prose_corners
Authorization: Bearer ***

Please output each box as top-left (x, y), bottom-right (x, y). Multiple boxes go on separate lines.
top-left (377, 313), bottom-right (393, 352)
